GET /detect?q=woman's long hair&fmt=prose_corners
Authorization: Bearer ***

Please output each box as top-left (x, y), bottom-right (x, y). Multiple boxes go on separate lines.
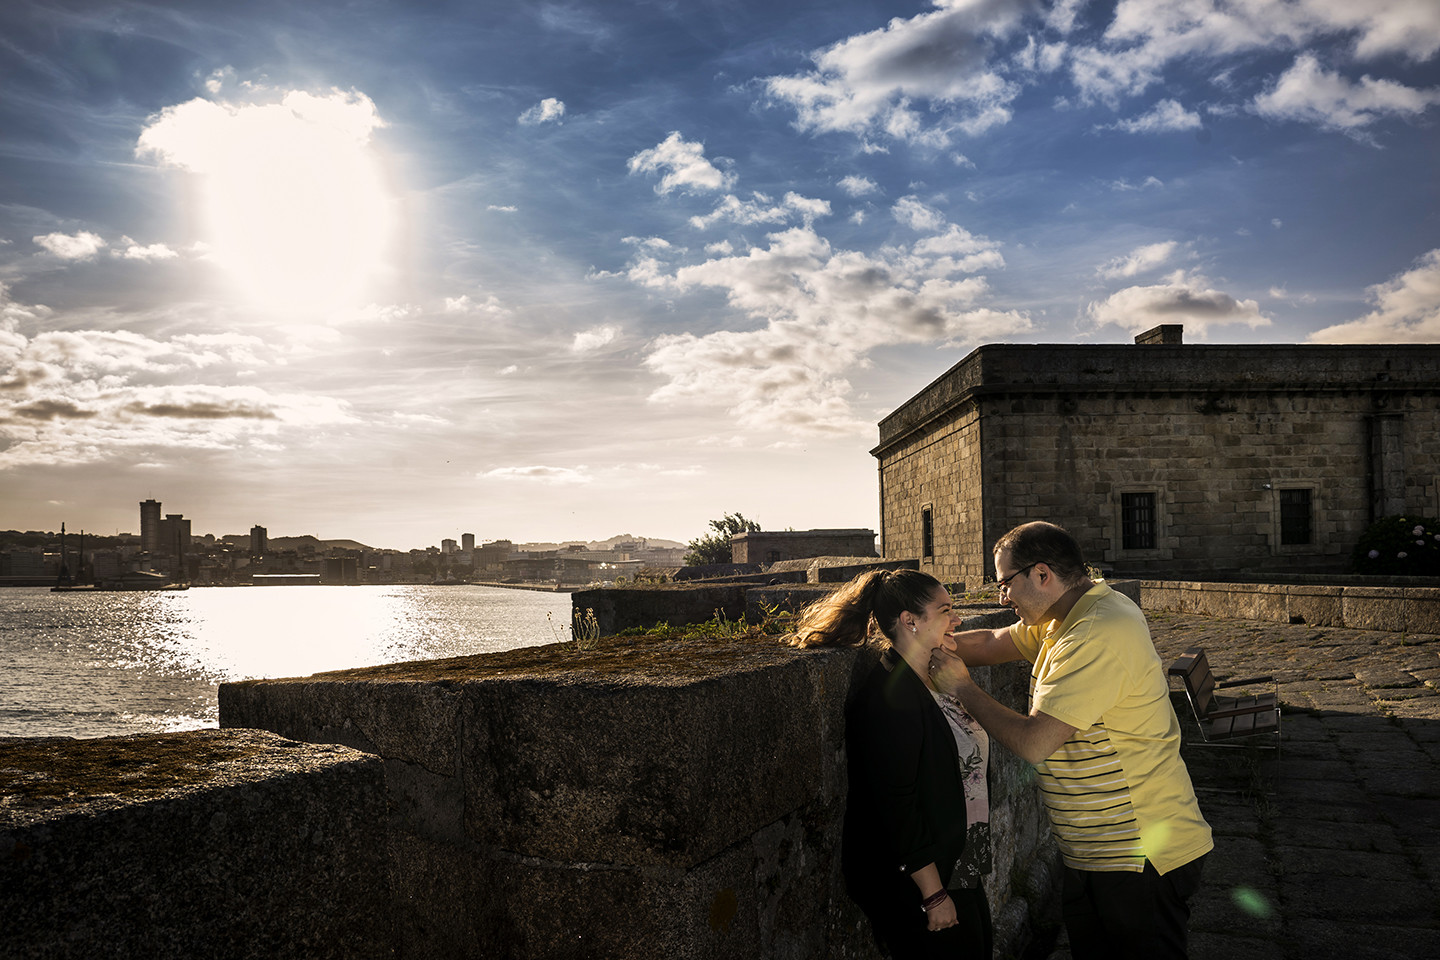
top-left (790, 568), bottom-right (943, 648)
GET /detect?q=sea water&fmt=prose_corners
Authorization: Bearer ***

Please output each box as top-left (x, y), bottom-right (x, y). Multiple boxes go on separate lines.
top-left (0, 584), bottom-right (572, 738)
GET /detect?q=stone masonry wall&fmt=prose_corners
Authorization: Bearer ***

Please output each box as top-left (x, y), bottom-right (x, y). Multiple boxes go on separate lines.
top-left (1139, 581), bottom-right (1440, 633)
top-left (219, 618), bottom-right (1056, 960)
top-left (981, 391), bottom-right (1402, 579)
top-left (877, 402), bottom-right (986, 587)
top-left (0, 730), bottom-right (392, 960)
top-left (874, 343), bottom-right (1440, 589)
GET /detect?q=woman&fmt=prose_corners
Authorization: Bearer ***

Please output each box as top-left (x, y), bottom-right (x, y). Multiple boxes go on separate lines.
top-left (793, 569), bottom-right (992, 960)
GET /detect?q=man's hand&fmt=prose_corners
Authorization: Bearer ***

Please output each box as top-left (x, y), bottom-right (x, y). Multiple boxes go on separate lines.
top-left (927, 646), bottom-right (974, 699)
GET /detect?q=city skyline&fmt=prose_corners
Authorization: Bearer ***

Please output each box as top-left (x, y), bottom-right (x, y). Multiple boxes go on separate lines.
top-left (2, 0), bottom-right (1438, 549)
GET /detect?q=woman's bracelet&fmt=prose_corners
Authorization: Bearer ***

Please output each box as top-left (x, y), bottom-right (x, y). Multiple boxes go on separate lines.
top-left (920, 889), bottom-right (950, 912)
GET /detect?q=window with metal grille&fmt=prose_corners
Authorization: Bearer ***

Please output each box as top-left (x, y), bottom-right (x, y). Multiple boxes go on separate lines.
top-left (921, 506), bottom-right (934, 558)
top-left (1121, 492), bottom-right (1157, 550)
top-left (1279, 489), bottom-right (1312, 545)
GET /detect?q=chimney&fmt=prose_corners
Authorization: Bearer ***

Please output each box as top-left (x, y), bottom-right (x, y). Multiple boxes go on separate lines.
top-left (1135, 324), bottom-right (1183, 345)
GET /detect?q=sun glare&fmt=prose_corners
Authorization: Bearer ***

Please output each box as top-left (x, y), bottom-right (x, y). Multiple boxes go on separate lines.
top-left (139, 89), bottom-right (396, 314)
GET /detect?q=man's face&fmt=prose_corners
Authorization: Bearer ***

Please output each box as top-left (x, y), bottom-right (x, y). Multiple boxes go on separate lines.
top-left (994, 548), bottom-right (1043, 625)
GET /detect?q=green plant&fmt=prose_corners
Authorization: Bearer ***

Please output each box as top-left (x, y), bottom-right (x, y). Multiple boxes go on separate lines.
top-left (684, 511), bottom-right (761, 566)
top-left (1352, 515), bottom-right (1440, 576)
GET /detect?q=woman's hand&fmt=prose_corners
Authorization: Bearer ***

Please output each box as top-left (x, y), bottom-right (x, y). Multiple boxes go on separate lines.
top-left (925, 891), bottom-right (958, 931)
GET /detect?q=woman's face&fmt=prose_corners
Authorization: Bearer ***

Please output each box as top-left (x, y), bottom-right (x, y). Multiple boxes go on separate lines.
top-left (908, 586), bottom-right (958, 652)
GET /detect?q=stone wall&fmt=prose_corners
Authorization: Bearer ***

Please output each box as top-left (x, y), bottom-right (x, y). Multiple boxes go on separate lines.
top-left (1139, 581), bottom-right (1440, 633)
top-left (877, 402), bottom-right (987, 586)
top-left (571, 583), bottom-right (752, 636)
top-left (219, 615), bottom-right (1056, 960)
top-left (873, 343), bottom-right (1440, 589)
top-left (731, 530), bottom-right (878, 564)
top-left (0, 730), bottom-right (392, 960)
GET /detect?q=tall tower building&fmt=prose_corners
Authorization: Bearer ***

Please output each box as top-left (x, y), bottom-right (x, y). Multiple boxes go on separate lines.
top-left (158, 514), bottom-right (191, 558)
top-left (250, 525), bottom-right (267, 556)
top-left (140, 499), bottom-right (162, 555)
top-left (462, 533), bottom-right (475, 552)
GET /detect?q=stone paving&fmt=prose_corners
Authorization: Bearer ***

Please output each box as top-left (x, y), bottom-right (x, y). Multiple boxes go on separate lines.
top-left (1039, 611), bottom-right (1440, 960)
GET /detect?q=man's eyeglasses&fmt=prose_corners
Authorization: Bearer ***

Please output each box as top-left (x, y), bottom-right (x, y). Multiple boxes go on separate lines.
top-left (996, 562), bottom-right (1039, 591)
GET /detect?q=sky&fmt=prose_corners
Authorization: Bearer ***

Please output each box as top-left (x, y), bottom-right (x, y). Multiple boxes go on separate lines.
top-left (1, 0), bottom-right (1438, 551)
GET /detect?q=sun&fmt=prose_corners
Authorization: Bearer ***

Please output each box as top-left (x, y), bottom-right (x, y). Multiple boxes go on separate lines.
top-left (139, 88), bottom-right (397, 314)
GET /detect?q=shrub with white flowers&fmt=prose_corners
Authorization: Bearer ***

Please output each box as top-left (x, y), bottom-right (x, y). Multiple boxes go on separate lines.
top-left (1352, 515), bottom-right (1440, 576)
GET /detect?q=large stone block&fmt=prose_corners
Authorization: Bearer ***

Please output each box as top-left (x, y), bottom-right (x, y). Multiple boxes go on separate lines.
top-left (1342, 587), bottom-right (1408, 632)
top-left (1404, 588), bottom-right (1440, 634)
top-left (221, 637), bottom-right (883, 960)
top-left (0, 730), bottom-right (392, 960)
top-left (1286, 585), bottom-right (1343, 626)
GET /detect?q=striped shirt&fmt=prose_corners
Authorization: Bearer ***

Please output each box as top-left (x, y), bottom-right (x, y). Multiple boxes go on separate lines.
top-left (1012, 583), bottom-right (1213, 874)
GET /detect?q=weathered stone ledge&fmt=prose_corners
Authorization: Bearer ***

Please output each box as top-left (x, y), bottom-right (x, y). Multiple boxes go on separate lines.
top-left (1, 729), bottom-right (392, 960)
top-left (218, 625), bottom-right (1051, 960)
top-left (1140, 580), bottom-right (1439, 632)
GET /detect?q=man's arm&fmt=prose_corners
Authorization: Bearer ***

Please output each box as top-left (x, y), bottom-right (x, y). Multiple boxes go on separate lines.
top-left (947, 626), bottom-right (1024, 666)
top-left (928, 647), bottom-right (1075, 765)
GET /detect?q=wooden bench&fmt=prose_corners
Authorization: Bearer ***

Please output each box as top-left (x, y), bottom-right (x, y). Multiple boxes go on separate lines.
top-left (1167, 646), bottom-right (1281, 747)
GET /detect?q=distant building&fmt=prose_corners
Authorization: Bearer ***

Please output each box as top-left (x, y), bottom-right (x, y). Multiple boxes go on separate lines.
top-left (475, 540), bottom-right (513, 568)
top-left (0, 547), bottom-right (45, 577)
top-left (139, 499), bottom-right (162, 555)
top-left (441, 538), bottom-right (458, 555)
top-left (324, 557), bottom-right (359, 583)
top-left (730, 529), bottom-right (879, 565)
top-left (157, 514), bottom-right (191, 560)
top-left (250, 525), bottom-right (267, 556)
top-left (462, 533), bottom-right (475, 552)
top-left (873, 325), bottom-right (1440, 587)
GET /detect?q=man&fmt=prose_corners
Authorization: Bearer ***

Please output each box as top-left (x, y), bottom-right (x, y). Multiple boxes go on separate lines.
top-left (928, 521), bottom-right (1211, 960)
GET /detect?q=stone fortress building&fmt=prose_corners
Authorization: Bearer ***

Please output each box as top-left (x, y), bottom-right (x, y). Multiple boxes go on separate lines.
top-left (873, 325), bottom-right (1440, 588)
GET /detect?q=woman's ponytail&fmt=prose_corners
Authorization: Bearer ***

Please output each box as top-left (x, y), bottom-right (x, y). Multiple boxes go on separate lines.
top-left (790, 567), bottom-right (942, 648)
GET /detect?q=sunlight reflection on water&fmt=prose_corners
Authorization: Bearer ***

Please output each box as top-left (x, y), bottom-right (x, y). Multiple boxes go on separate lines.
top-left (0, 585), bottom-right (571, 738)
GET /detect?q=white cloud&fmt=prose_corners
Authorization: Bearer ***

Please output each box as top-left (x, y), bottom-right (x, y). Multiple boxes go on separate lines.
top-left (627, 132), bottom-right (734, 195)
top-left (356, 302), bottom-right (423, 323)
top-left (623, 235), bottom-right (673, 250)
top-left (638, 217), bottom-right (1029, 437)
top-left (1252, 54), bottom-right (1440, 135)
top-left (838, 175), bottom-right (879, 197)
top-left (488, 204), bottom-right (518, 212)
top-left (1107, 176), bottom-right (1164, 191)
top-left (892, 195), bottom-right (948, 232)
top-left (0, 289), bottom-right (352, 469)
top-left (763, 0), bottom-right (1026, 145)
top-left (33, 231), bottom-right (107, 260)
top-left (1085, 270), bottom-right (1271, 336)
top-left (519, 97), bottom-right (566, 125)
top-left (480, 465), bottom-right (592, 485)
top-left (689, 192), bottom-right (831, 230)
top-left (116, 238), bottom-right (180, 261)
top-left (1070, 0), bottom-right (1440, 105)
top-left (1309, 249), bottom-right (1440, 342)
top-left (572, 324), bottom-right (620, 352)
top-left (1097, 241), bottom-right (1181, 279)
top-left (1102, 98), bottom-right (1203, 133)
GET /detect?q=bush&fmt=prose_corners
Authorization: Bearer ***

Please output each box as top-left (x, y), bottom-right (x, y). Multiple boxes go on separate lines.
top-left (1351, 515), bottom-right (1440, 576)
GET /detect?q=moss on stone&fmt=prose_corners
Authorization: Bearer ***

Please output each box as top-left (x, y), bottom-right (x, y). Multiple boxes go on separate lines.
top-left (0, 733), bottom-right (266, 807)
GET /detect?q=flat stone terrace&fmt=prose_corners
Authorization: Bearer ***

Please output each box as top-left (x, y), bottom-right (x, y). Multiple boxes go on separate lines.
top-left (1040, 611), bottom-right (1440, 960)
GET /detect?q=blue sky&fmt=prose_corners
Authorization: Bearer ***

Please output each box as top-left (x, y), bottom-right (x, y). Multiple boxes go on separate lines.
top-left (2, 0), bottom-right (1438, 550)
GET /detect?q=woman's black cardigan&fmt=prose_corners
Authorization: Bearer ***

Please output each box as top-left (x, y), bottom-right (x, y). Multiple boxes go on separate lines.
top-left (842, 649), bottom-right (968, 909)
